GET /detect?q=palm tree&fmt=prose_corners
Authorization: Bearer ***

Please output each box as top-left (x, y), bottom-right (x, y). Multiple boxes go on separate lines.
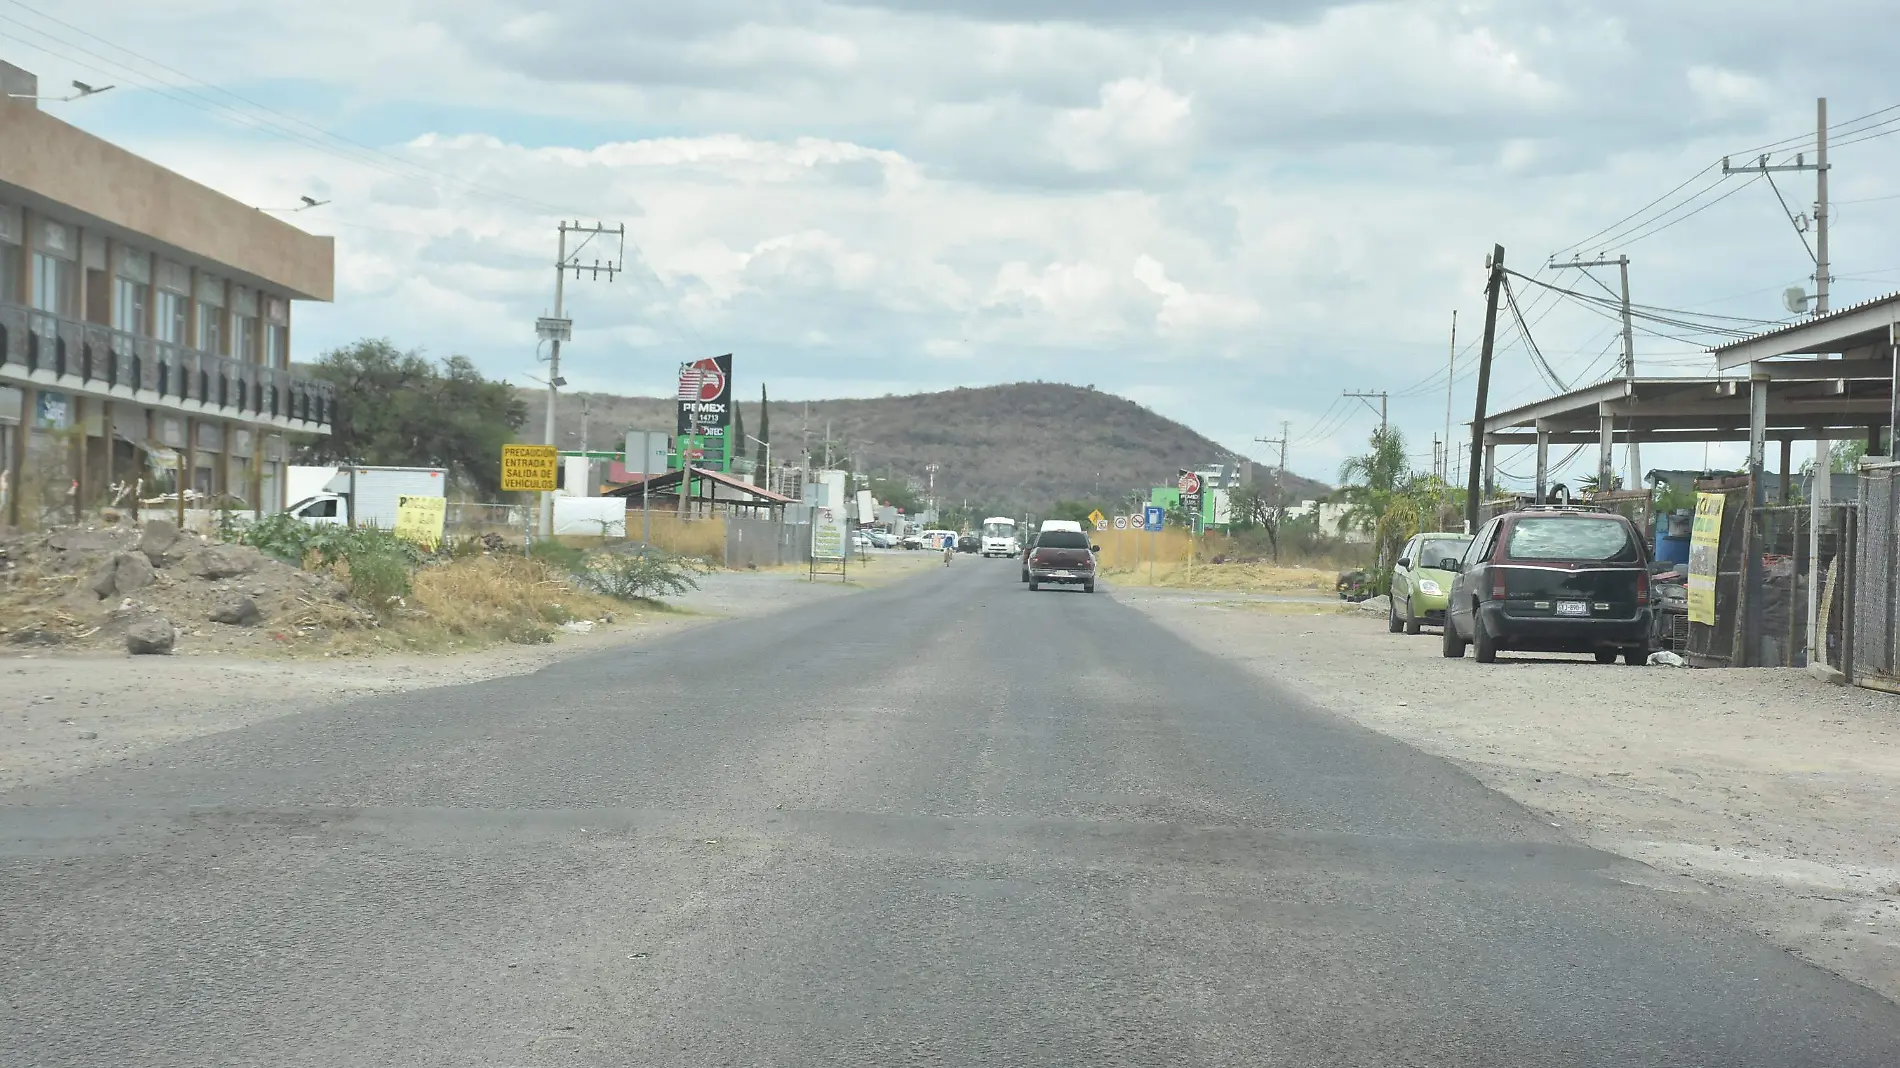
top-left (1335, 425), bottom-right (1411, 538)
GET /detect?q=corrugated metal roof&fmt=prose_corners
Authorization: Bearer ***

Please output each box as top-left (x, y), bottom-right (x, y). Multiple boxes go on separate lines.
top-left (1708, 288), bottom-right (1900, 352)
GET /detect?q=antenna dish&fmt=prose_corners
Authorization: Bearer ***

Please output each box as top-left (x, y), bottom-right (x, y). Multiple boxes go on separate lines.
top-left (1783, 287), bottom-right (1810, 315)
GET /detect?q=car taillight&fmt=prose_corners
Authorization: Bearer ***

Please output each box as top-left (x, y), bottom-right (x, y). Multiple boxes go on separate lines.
top-left (1637, 569), bottom-right (1648, 603)
top-left (1491, 573), bottom-right (1508, 601)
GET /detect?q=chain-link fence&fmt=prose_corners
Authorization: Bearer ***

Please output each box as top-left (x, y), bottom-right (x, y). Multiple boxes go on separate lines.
top-left (1854, 463), bottom-right (1899, 690)
top-left (725, 516), bottom-right (810, 568)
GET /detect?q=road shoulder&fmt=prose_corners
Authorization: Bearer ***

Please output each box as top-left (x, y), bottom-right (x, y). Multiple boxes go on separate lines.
top-left (1117, 587), bottom-right (1900, 1005)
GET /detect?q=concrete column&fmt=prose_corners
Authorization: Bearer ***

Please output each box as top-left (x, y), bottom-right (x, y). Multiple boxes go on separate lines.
top-left (250, 430), bottom-right (264, 520)
top-left (1598, 405), bottom-right (1616, 495)
top-left (1533, 423), bottom-right (1549, 505)
top-left (179, 415), bottom-right (194, 528)
top-left (1482, 435), bottom-right (1497, 499)
top-left (69, 395), bottom-right (84, 523)
top-left (5, 384), bottom-right (30, 527)
top-left (102, 401), bottom-right (116, 504)
top-left (1744, 371), bottom-right (1770, 667)
top-left (1779, 439), bottom-right (1792, 504)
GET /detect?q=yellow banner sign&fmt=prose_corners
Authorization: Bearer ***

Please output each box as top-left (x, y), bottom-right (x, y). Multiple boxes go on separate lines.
top-left (394, 495), bottom-right (446, 550)
top-left (501, 444), bottom-right (559, 492)
top-left (1686, 491), bottom-right (1724, 626)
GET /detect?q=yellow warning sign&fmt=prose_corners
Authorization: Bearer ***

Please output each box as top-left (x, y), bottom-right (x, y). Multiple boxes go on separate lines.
top-left (501, 444), bottom-right (559, 492)
top-left (1087, 509), bottom-right (1106, 527)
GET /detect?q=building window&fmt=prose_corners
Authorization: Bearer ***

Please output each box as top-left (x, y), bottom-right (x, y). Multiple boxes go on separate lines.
top-left (267, 323), bottom-right (288, 368)
top-left (196, 301), bottom-right (222, 354)
top-left (0, 242), bottom-right (18, 303)
top-left (156, 290), bottom-right (188, 344)
top-left (234, 314), bottom-right (258, 362)
top-left (114, 277), bottom-right (149, 335)
top-left (31, 252), bottom-right (72, 315)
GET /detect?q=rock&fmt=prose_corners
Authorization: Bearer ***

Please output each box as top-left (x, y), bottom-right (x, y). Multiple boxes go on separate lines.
top-left (76, 731), bottom-right (98, 740)
top-left (560, 620), bottom-right (595, 634)
top-left (87, 551), bottom-right (157, 600)
top-left (126, 616), bottom-right (176, 655)
top-left (49, 529), bottom-right (117, 553)
top-left (209, 594), bottom-right (262, 627)
top-left (1647, 649), bottom-right (1689, 667)
top-left (185, 544), bottom-right (261, 580)
top-left (138, 519), bottom-right (182, 564)
top-left (7, 628), bottom-right (63, 647)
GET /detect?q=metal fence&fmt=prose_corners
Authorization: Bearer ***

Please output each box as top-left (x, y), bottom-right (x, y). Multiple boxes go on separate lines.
top-left (1854, 464), bottom-right (1899, 691)
top-left (725, 516), bottom-right (810, 568)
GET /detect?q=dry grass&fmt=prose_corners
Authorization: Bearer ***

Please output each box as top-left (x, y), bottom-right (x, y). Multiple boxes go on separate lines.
top-left (1106, 556), bottom-right (1338, 595)
top-left (326, 555), bottom-right (627, 654)
top-left (631, 515), bottom-right (727, 559)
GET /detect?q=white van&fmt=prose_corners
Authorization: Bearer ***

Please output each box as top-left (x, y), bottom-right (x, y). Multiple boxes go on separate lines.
top-left (980, 516), bottom-right (1018, 557)
top-left (1038, 520), bottom-right (1084, 535)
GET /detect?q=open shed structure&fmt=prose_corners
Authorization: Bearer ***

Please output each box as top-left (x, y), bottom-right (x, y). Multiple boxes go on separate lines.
top-left (1476, 290), bottom-right (1900, 683)
top-left (603, 466), bottom-right (797, 519)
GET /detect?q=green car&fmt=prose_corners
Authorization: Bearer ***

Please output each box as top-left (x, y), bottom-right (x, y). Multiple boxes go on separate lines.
top-left (1388, 532), bottom-right (1473, 635)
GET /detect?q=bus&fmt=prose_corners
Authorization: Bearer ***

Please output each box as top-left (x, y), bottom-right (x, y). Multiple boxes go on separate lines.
top-left (980, 516), bottom-right (1019, 558)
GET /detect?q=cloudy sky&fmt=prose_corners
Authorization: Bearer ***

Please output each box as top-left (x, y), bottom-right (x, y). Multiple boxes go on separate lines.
top-left (13, 0), bottom-right (1900, 485)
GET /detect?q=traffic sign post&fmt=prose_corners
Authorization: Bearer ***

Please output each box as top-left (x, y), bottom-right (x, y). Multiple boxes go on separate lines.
top-left (501, 444), bottom-right (559, 492)
top-left (1143, 504), bottom-right (1165, 585)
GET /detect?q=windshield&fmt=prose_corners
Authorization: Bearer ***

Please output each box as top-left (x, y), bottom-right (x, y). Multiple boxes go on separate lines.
top-left (983, 521), bottom-right (1015, 538)
top-left (1417, 538), bottom-right (1470, 568)
top-left (1506, 518), bottom-right (1638, 562)
top-left (1034, 531), bottom-right (1090, 549)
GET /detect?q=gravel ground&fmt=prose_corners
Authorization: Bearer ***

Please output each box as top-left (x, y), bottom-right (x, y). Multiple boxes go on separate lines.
top-left (1118, 587), bottom-right (1900, 1004)
top-left (0, 555), bottom-right (936, 794)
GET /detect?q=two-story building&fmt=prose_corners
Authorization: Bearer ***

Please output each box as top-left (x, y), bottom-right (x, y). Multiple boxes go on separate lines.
top-left (0, 60), bottom-right (334, 528)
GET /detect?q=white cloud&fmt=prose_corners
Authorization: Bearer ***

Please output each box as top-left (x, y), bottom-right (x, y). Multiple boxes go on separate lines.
top-left (18, 0), bottom-right (1900, 480)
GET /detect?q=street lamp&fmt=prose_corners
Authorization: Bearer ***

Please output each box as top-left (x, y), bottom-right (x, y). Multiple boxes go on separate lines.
top-left (745, 434), bottom-right (770, 488)
top-left (8, 80), bottom-right (114, 102)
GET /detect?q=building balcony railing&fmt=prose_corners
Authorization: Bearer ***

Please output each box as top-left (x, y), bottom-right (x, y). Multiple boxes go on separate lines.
top-left (0, 299), bottom-right (333, 432)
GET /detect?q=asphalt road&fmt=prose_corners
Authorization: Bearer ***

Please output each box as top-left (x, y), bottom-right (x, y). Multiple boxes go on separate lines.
top-left (4, 560), bottom-right (1899, 1066)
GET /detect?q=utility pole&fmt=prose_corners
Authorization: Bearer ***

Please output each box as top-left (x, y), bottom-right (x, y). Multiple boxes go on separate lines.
top-left (1443, 310), bottom-right (1456, 482)
top-left (1466, 245), bottom-right (1505, 535)
top-left (1726, 98), bottom-right (1836, 668)
top-left (535, 219), bottom-right (625, 537)
top-left (1552, 253), bottom-right (1638, 486)
top-left (1254, 422), bottom-right (1289, 561)
top-left (1343, 390), bottom-right (1388, 433)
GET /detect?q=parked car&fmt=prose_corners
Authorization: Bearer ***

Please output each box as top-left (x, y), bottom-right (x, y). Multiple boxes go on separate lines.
top-left (1024, 529), bottom-right (1099, 592)
top-left (1442, 508), bottom-right (1652, 665)
top-left (866, 530), bottom-right (896, 548)
top-left (957, 532), bottom-right (980, 553)
top-left (1389, 532), bottom-right (1473, 634)
top-left (902, 533), bottom-right (924, 550)
top-left (851, 532), bottom-right (873, 552)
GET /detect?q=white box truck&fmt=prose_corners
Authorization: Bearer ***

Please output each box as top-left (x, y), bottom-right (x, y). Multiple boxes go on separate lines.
top-left (284, 465), bottom-right (448, 529)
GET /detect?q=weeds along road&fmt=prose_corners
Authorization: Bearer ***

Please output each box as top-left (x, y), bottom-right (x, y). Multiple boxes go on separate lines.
top-left (3, 559), bottom-right (1898, 1067)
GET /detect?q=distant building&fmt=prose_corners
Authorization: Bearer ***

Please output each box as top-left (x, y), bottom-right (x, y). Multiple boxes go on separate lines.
top-left (1, 60), bottom-right (334, 526)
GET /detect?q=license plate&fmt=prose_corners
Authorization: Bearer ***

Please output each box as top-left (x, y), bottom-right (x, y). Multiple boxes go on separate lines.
top-left (1052, 571), bottom-right (1073, 578)
top-left (1555, 600), bottom-right (1589, 616)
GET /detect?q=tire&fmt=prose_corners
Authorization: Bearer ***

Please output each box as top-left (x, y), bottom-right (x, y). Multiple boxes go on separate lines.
top-left (1594, 650), bottom-right (1619, 664)
top-left (1029, 580), bottom-right (1039, 591)
top-left (1084, 581), bottom-right (1095, 593)
top-left (1624, 646), bottom-right (1648, 666)
top-left (1472, 613), bottom-right (1498, 664)
top-left (1441, 616), bottom-right (1467, 658)
top-left (1402, 599), bottom-right (1422, 636)
top-left (1387, 598), bottom-right (1403, 633)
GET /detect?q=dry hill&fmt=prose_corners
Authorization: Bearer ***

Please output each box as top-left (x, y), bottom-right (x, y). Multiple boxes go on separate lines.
top-left (520, 382), bottom-right (1331, 512)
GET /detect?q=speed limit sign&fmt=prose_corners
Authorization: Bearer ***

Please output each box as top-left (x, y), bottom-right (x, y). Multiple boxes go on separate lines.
top-left (1113, 515), bottom-right (1129, 530)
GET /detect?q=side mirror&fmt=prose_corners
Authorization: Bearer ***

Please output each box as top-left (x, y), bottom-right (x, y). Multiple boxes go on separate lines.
top-left (1091, 544), bottom-right (1102, 553)
top-left (1396, 557), bottom-right (1411, 568)
top-left (1441, 557), bottom-right (1462, 571)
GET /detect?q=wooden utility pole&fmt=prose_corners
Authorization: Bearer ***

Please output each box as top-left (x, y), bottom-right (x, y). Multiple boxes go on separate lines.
top-left (1465, 244), bottom-right (1505, 535)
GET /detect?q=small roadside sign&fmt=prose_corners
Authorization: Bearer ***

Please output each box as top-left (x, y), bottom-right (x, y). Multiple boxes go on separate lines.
top-left (1113, 515), bottom-right (1128, 530)
top-left (1143, 505), bottom-right (1165, 532)
top-left (394, 495), bottom-right (446, 550)
top-left (1095, 518), bottom-right (1109, 531)
top-left (1087, 508), bottom-right (1106, 527)
top-left (1126, 514), bottom-right (1143, 529)
top-left (501, 444), bottom-right (559, 492)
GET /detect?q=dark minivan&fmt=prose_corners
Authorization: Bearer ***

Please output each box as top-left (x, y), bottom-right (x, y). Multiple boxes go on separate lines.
top-left (1025, 530), bottom-right (1098, 593)
top-left (1443, 508), bottom-right (1651, 665)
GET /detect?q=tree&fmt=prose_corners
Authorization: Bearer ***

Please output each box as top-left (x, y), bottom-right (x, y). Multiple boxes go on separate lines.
top-left (755, 384), bottom-right (771, 475)
top-left (731, 401), bottom-right (747, 474)
top-left (1336, 425), bottom-right (1424, 574)
top-left (297, 339), bottom-right (527, 498)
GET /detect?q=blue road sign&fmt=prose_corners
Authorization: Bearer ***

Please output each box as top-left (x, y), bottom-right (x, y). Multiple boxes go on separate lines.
top-left (1143, 505), bottom-right (1165, 532)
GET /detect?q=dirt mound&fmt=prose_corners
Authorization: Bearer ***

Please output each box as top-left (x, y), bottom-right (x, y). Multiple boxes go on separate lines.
top-left (0, 518), bottom-right (376, 656)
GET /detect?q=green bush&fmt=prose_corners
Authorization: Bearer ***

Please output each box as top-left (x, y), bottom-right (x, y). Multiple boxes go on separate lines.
top-left (580, 547), bottom-right (708, 602)
top-left (235, 514), bottom-right (422, 603)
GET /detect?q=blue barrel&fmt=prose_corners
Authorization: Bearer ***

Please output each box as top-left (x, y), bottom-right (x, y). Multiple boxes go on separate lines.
top-left (1656, 534), bottom-right (1690, 566)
